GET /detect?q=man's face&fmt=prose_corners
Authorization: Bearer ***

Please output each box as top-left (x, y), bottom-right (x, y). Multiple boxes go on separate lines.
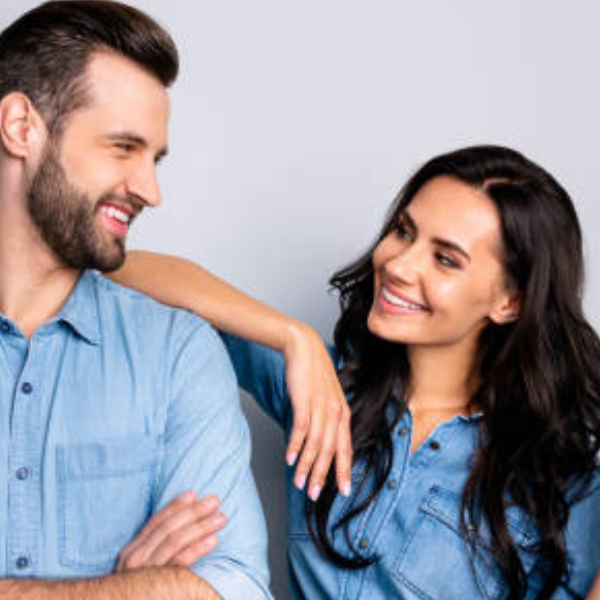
top-left (27, 51), bottom-right (170, 271)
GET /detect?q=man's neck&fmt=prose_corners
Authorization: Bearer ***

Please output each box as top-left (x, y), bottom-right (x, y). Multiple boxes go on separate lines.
top-left (0, 199), bottom-right (80, 339)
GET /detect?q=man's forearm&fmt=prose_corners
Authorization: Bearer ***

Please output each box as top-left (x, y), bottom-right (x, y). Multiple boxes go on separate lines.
top-left (0, 566), bottom-right (222, 600)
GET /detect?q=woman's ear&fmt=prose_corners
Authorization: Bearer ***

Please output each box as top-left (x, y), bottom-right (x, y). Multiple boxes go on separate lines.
top-left (0, 92), bottom-right (47, 159)
top-left (489, 289), bottom-right (521, 325)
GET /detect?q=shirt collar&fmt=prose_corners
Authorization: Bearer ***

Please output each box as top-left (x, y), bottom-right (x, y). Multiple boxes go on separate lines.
top-left (56, 270), bottom-right (102, 345)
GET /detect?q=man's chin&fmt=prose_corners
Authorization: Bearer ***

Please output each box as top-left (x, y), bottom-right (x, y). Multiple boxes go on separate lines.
top-left (61, 244), bottom-right (126, 273)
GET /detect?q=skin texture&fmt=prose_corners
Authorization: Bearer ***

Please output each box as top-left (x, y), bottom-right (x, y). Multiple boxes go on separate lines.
top-left (0, 51), bottom-right (223, 599)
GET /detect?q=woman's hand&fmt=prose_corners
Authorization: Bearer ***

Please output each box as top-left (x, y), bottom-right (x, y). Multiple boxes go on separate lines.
top-left (117, 491), bottom-right (225, 571)
top-left (283, 323), bottom-right (352, 501)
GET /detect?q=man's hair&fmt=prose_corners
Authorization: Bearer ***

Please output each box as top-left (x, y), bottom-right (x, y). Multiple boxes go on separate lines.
top-left (0, 0), bottom-right (179, 135)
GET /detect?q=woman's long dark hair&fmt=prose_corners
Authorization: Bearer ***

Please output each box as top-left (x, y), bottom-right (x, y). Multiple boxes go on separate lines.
top-left (307, 145), bottom-right (600, 600)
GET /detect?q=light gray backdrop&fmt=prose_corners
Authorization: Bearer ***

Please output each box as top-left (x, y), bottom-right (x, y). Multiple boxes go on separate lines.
top-left (2, 2), bottom-right (599, 599)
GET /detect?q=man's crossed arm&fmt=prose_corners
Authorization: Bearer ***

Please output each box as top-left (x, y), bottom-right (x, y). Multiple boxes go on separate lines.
top-left (0, 492), bottom-right (225, 600)
top-left (0, 566), bottom-right (220, 600)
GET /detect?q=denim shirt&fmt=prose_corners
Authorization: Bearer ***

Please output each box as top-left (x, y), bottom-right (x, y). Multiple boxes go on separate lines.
top-left (222, 334), bottom-right (600, 600)
top-left (0, 271), bottom-right (272, 600)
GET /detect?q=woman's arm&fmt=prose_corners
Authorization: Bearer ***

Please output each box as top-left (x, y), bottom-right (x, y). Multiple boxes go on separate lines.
top-left (109, 251), bottom-right (352, 500)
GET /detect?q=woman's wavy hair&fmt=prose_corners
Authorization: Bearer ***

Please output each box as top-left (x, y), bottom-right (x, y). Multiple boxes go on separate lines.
top-left (307, 145), bottom-right (600, 600)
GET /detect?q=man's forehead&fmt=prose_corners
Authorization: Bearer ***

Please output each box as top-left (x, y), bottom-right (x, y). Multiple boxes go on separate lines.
top-left (71, 51), bottom-right (170, 148)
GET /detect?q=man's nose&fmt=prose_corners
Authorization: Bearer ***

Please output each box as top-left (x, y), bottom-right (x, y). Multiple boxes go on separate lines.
top-left (126, 160), bottom-right (161, 208)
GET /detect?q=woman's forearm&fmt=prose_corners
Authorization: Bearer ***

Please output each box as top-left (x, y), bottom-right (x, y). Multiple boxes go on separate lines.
top-left (109, 250), bottom-right (307, 353)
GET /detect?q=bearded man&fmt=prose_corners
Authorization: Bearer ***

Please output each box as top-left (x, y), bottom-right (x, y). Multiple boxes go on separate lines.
top-left (0, 2), bottom-right (271, 599)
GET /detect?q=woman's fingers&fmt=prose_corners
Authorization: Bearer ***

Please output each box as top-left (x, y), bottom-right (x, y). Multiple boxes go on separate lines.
top-left (286, 400), bottom-right (310, 469)
top-left (306, 398), bottom-right (342, 500)
top-left (284, 324), bottom-right (353, 500)
top-left (335, 405), bottom-right (353, 497)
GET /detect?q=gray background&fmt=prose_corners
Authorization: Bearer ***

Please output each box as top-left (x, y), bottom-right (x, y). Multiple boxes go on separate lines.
top-left (2, 2), bottom-right (600, 598)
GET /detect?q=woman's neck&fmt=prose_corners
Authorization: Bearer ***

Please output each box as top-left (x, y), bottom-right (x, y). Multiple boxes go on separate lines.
top-left (407, 342), bottom-right (479, 414)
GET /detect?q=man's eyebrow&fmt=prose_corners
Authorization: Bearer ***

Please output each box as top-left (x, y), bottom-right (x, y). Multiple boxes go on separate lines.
top-left (104, 132), bottom-right (168, 162)
top-left (402, 208), bottom-right (471, 262)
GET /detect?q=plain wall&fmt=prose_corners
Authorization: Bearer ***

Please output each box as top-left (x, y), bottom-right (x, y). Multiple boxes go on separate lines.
top-left (2, 2), bottom-right (600, 598)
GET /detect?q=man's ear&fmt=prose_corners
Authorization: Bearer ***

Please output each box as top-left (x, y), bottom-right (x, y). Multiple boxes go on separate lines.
top-left (489, 289), bottom-right (521, 325)
top-left (0, 92), bottom-right (47, 159)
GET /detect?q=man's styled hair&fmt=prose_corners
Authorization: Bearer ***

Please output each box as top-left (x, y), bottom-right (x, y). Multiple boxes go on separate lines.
top-left (0, 0), bottom-right (179, 135)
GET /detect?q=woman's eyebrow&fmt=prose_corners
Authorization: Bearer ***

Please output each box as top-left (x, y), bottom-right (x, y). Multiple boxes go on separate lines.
top-left (403, 208), bottom-right (471, 262)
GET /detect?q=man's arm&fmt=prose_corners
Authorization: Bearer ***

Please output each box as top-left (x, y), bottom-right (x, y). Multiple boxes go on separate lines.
top-left (0, 566), bottom-right (220, 600)
top-left (0, 491), bottom-right (227, 599)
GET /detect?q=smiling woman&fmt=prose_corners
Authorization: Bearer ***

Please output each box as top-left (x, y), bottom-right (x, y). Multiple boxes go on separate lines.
top-left (111, 145), bottom-right (600, 600)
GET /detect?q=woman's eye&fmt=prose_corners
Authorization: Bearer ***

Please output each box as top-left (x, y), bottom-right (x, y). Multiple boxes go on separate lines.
top-left (397, 221), bottom-right (413, 240)
top-left (435, 252), bottom-right (459, 268)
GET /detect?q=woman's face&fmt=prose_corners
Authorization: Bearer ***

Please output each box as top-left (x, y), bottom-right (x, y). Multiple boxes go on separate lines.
top-left (368, 176), bottom-right (518, 351)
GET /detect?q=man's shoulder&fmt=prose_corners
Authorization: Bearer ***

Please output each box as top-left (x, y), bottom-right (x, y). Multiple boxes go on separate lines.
top-left (90, 270), bottom-right (215, 341)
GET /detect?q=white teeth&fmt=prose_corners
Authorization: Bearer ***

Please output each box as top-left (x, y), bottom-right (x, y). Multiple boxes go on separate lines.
top-left (102, 205), bottom-right (130, 224)
top-left (381, 286), bottom-right (425, 311)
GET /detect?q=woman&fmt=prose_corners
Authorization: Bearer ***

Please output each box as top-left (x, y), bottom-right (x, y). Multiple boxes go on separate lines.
top-left (112, 146), bottom-right (600, 600)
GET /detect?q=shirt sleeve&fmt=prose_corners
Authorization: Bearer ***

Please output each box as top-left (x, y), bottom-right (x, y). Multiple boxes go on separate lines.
top-left (219, 333), bottom-right (293, 435)
top-left (527, 471), bottom-right (600, 599)
top-left (153, 315), bottom-right (273, 600)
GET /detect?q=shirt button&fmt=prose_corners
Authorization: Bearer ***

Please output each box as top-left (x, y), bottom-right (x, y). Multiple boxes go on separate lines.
top-left (358, 538), bottom-right (369, 549)
top-left (399, 427), bottom-right (409, 436)
top-left (16, 467), bottom-right (30, 481)
top-left (21, 382), bottom-right (33, 394)
top-left (466, 523), bottom-right (477, 533)
top-left (429, 440), bottom-right (441, 451)
top-left (387, 479), bottom-right (398, 490)
top-left (0, 321), bottom-right (10, 333)
top-left (16, 556), bottom-right (29, 569)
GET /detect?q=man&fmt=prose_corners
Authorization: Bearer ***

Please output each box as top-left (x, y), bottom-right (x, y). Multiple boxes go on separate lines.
top-left (0, 2), bottom-right (271, 598)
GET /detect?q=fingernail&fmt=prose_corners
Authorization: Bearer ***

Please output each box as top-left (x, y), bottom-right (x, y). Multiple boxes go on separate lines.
top-left (309, 485), bottom-right (322, 501)
top-left (204, 496), bottom-right (219, 509)
top-left (286, 452), bottom-right (298, 466)
top-left (341, 481), bottom-right (352, 497)
top-left (295, 474), bottom-right (307, 490)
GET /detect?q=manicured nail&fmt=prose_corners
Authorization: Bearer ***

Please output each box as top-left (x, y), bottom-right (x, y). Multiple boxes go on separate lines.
top-left (286, 452), bottom-right (298, 466)
top-left (341, 481), bottom-right (351, 497)
top-left (309, 485), bottom-right (322, 501)
top-left (295, 473), bottom-right (307, 490)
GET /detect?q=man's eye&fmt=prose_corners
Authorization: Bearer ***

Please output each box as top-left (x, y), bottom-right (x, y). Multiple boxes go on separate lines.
top-left (115, 143), bottom-right (135, 152)
top-left (435, 252), bottom-right (459, 268)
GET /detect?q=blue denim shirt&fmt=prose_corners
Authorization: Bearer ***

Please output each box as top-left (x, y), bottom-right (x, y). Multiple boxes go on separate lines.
top-left (0, 271), bottom-right (272, 600)
top-left (222, 334), bottom-right (600, 600)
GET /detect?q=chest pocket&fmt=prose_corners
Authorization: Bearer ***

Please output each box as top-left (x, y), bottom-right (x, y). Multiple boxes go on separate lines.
top-left (393, 486), bottom-right (538, 600)
top-left (56, 434), bottom-right (159, 573)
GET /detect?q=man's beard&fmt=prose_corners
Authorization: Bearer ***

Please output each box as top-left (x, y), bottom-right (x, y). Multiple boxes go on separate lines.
top-left (27, 143), bottom-right (138, 272)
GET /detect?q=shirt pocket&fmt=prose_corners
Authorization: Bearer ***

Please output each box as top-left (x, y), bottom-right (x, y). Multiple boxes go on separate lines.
top-left (56, 434), bottom-right (159, 573)
top-left (393, 485), bottom-right (538, 600)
